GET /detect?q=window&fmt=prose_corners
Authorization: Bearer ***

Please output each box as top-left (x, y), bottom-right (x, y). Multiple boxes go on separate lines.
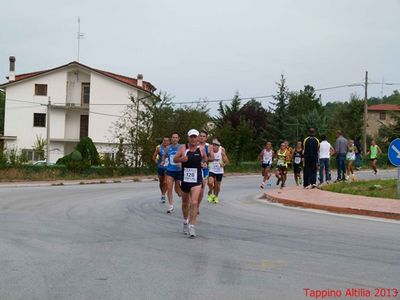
top-left (379, 112), bottom-right (386, 120)
top-left (81, 83), bottom-right (90, 105)
top-left (80, 115), bottom-right (89, 138)
top-left (33, 113), bottom-right (46, 127)
top-left (35, 84), bottom-right (47, 96)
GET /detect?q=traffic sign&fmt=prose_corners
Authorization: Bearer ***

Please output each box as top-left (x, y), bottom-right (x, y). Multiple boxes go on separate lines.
top-left (388, 138), bottom-right (400, 167)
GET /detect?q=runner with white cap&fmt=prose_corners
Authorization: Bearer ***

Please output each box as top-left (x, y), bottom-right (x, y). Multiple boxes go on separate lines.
top-left (207, 138), bottom-right (229, 204)
top-left (174, 129), bottom-right (208, 238)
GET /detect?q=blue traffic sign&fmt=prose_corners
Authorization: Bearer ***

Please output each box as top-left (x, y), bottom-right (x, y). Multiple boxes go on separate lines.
top-left (388, 138), bottom-right (400, 167)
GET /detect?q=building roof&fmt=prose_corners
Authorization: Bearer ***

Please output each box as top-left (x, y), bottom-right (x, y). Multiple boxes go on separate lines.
top-left (0, 61), bottom-right (156, 93)
top-left (368, 104), bottom-right (400, 112)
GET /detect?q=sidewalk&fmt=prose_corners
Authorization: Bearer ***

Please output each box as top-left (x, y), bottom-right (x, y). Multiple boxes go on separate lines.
top-left (0, 176), bottom-right (157, 188)
top-left (264, 186), bottom-right (400, 220)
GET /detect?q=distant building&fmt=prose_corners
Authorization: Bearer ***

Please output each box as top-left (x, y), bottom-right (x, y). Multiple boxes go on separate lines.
top-left (367, 104), bottom-right (400, 137)
top-left (0, 57), bottom-right (156, 163)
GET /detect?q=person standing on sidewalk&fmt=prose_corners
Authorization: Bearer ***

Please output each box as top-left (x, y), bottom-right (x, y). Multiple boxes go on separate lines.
top-left (334, 130), bottom-right (348, 182)
top-left (303, 128), bottom-right (320, 189)
top-left (354, 137), bottom-right (362, 170)
top-left (366, 139), bottom-right (383, 175)
top-left (318, 135), bottom-right (334, 185)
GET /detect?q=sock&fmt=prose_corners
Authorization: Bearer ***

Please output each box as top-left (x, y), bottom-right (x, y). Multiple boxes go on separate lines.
top-left (189, 224), bottom-right (194, 228)
top-left (184, 219), bottom-right (189, 225)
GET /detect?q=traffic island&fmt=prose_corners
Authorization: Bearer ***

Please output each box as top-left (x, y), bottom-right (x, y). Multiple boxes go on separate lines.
top-left (264, 186), bottom-right (400, 220)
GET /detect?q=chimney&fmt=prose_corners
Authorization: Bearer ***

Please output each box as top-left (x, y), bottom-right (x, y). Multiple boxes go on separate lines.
top-left (9, 56), bottom-right (16, 82)
top-left (137, 74), bottom-right (143, 88)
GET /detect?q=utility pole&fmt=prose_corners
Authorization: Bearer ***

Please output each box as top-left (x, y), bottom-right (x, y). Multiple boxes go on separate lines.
top-left (363, 71), bottom-right (368, 154)
top-left (46, 97), bottom-right (51, 165)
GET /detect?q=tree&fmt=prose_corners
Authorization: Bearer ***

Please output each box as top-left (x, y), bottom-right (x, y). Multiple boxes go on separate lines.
top-left (32, 135), bottom-right (47, 160)
top-left (270, 74), bottom-right (290, 145)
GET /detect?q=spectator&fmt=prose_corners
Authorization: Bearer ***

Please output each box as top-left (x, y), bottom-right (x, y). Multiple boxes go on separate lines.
top-left (318, 135), bottom-right (334, 185)
top-left (334, 130), bottom-right (348, 182)
top-left (354, 137), bottom-right (362, 170)
top-left (303, 128), bottom-right (320, 189)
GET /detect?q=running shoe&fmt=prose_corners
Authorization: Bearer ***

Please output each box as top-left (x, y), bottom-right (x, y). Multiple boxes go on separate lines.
top-left (276, 178), bottom-right (281, 186)
top-left (207, 194), bottom-right (214, 203)
top-left (167, 206), bottom-right (174, 214)
top-left (213, 196), bottom-right (219, 204)
top-left (160, 195), bottom-right (166, 203)
top-left (188, 226), bottom-right (196, 238)
top-left (183, 222), bottom-right (189, 235)
top-left (260, 182), bottom-right (265, 189)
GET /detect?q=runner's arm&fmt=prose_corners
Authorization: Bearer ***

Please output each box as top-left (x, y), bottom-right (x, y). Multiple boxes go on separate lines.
top-left (221, 148), bottom-right (229, 166)
top-left (161, 145), bottom-right (169, 164)
top-left (174, 145), bottom-right (188, 163)
top-left (152, 146), bottom-right (160, 164)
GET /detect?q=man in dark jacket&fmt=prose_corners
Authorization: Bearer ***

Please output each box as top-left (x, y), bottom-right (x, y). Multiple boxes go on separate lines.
top-left (303, 128), bottom-right (320, 189)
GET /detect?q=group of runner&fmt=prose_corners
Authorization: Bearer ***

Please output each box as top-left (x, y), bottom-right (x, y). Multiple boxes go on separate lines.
top-left (258, 135), bottom-right (384, 189)
top-left (152, 129), bottom-right (229, 238)
top-left (258, 140), bottom-right (304, 189)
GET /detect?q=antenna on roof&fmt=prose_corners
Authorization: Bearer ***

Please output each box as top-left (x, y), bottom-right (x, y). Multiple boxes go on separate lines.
top-left (77, 17), bottom-right (85, 62)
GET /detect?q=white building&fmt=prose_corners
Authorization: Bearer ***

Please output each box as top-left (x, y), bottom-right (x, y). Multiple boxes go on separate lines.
top-left (0, 57), bottom-right (156, 163)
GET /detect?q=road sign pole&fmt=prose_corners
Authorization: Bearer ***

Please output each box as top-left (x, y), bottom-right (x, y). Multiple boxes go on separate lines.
top-left (398, 166), bottom-right (400, 199)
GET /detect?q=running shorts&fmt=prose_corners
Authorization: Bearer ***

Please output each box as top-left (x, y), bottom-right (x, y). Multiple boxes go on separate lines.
top-left (209, 172), bottom-right (223, 182)
top-left (157, 167), bottom-right (167, 176)
top-left (166, 170), bottom-right (181, 181)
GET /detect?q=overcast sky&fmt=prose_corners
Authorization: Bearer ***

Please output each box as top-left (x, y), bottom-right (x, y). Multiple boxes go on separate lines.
top-left (1, 0), bottom-right (399, 114)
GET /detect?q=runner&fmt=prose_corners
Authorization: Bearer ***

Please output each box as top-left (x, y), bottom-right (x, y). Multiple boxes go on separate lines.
top-left (207, 138), bottom-right (229, 204)
top-left (161, 132), bottom-right (182, 213)
top-left (293, 141), bottom-right (303, 186)
top-left (198, 130), bottom-right (214, 214)
top-left (152, 136), bottom-right (170, 203)
top-left (275, 142), bottom-right (290, 189)
top-left (366, 139), bottom-right (382, 175)
top-left (258, 141), bottom-right (274, 189)
top-left (346, 139), bottom-right (357, 181)
top-left (284, 140), bottom-right (294, 171)
top-left (173, 129), bottom-right (208, 238)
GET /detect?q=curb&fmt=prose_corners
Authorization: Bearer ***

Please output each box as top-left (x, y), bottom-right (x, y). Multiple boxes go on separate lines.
top-left (263, 192), bottom-right (400, 221)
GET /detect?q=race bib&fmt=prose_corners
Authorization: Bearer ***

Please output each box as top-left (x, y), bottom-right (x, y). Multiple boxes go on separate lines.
top-left (277, 159), bottom-right (285, 166)
top-left (294, 157), bottom-right (301, 164)
top-left (183, 168), bottom-right (197, 183)
top-left (213, 161), bottom-right (222, 172)
top-left (263, 158), bottom-right (272, 164)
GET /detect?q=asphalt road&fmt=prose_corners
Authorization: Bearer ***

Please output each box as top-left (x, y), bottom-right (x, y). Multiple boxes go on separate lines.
top-left (0, 170), bottom-right (399, 300)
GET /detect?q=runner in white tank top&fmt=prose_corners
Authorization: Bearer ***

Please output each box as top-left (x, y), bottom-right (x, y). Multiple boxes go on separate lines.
top-left (207, 138), bottom-right (229, 204)
top-left (258, 141), bottom-right (274, 189)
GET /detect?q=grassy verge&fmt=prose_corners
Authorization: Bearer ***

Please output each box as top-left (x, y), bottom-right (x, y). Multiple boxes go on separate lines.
top-left (322, 179), bottom-right (399, 200)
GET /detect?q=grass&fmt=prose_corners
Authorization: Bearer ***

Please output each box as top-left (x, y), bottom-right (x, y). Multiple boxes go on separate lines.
top-left (322, 179), bottom-right (399, 200)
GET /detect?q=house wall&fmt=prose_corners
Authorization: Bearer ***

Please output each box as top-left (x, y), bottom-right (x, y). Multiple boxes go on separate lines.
top-left (3, 66), bottom-right (151, 163)
top-left (367, 111), bottom-right (396, 137)
top-left (89, 73), bottom-right (138, 144)
top-left (4, 71), bottom-right (67, 157)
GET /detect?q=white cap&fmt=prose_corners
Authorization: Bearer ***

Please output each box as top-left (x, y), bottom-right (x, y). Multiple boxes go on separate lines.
top-left (212, 139), bottom-right (221, 146)
top-left (187, 129), bottom-right (199, 136)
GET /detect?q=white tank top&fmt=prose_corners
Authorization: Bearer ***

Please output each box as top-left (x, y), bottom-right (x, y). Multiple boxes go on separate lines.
top-left (209, 148), bottom-right (224, 174)
top-left (262, 149), bottom-right (273, 164)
